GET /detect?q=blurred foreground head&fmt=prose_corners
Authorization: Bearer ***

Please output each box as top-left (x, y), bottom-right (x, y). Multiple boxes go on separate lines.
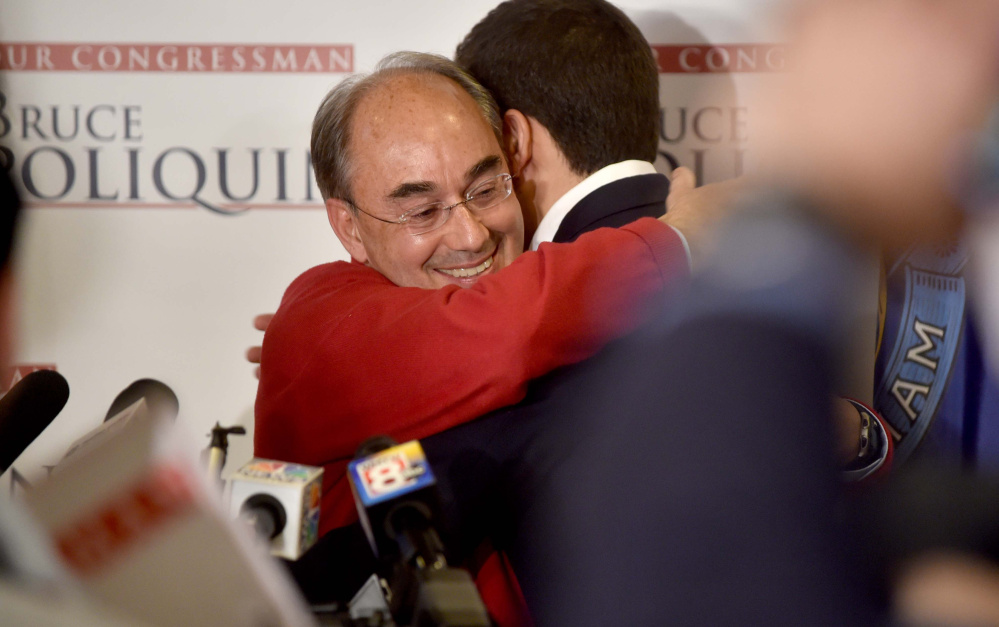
top-left (756, 0), bottom-right (999, 249)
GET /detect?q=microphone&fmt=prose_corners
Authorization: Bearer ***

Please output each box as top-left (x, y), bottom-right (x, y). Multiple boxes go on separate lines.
top-left (103, 378), bottom-right (178, 423)
top-left (228, 458), bottom-right (323, 560)
top-left (348, 437), bottom-right (446, 567)
top-left (348, 437), bottom-right (490, 627)
top-left (0, 370), bottom-right (70, 473)
top-left (23, 403), bottom-right (316, 626)
top-left (57, 379), bottom-right (179, 470)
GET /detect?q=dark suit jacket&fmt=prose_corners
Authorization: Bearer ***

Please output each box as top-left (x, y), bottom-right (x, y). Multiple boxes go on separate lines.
top-left (421, 172), bottom-right (671, 571)
top-left (551, 172), bottom-right (669, 243)
top-left (512, 313), bottom-right (883, 627)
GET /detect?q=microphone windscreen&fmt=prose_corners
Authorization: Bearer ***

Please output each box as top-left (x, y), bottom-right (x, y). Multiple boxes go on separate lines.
top-left (104, 378), bottom-right (178, 422)
top-left (348, 439), bottom-right (441, 561)
top-left (229, 459), bottom-right (323, 560)
top-left (355, 435), bottom-right (398, 460)
top-left (0, 370), bottom-right (70, 473)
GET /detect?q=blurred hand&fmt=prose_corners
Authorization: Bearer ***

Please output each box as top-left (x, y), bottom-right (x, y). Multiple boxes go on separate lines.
top-left (247, 313), bottom-right (274, 379)
top-left (661, 166), bottom-right (747, 266)
top-left (895, 552), bottom-right (999, 626)
top-left (832, 397), bottom-right (862, 465)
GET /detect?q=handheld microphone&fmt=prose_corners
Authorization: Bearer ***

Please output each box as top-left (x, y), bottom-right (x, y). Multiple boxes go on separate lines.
top-left (0, 369), bottom-right (70, 473)
top-left (228, 458), bottom-right (323, 560)
top-left (57, 379), bottom-right (179, 471)
top-left (348, 437), bottom-right (490, 627)
top-left (348, 438), bottom-right (445, 568)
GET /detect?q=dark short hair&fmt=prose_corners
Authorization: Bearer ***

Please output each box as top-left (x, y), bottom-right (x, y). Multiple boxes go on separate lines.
top-left (456, 0), bottom-right (660, 176)
top-left (311, 52), bottom-right (502, 203)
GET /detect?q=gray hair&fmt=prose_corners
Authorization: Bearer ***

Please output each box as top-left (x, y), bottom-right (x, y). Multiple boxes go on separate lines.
top-left (310, 51), bottom-right (503, 204)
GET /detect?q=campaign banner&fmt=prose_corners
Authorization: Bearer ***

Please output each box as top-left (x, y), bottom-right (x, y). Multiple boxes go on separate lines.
top-left (0, 0), bottom-right (807, 493)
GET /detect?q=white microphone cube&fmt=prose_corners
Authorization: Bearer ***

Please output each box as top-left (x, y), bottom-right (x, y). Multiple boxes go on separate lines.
top-left (229, 459), bottom-right (323, 560)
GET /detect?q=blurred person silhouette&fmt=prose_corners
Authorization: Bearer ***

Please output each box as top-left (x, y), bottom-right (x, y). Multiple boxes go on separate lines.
top-left (503, 0), bottom-right (999, 624)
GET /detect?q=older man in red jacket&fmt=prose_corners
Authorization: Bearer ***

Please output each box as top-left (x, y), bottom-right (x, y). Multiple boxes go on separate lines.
top-left (252, 43), bottom-right (703, 624)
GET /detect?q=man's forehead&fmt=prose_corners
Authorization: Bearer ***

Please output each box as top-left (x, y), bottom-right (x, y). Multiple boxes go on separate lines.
top-left (349, 72), bottom-right (504, 196)
top-left (355, 72), bottom-right (485, 131)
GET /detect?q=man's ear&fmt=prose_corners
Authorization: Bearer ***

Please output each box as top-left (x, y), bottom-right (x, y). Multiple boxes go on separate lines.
top-left (326, 198), bottom-right (369, 264)
top-left (503, 109), bottom-right (533, 178)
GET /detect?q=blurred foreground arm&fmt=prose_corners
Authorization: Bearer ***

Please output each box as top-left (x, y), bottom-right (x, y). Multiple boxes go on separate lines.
top-left (529, 3), bottom-right (999, 624)
top-left (662, 166), bottom-right (743, 267)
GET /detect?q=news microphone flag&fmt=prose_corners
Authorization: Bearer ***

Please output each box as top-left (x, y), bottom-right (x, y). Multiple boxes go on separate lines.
top-left (348, 440), bottom-right (438, 558)
top-left (348, 440), bottom-right (490, 627)
top-left (229, 459), bottom-right (322, 561)
top-left (349, 440), bottom-right (436, 506)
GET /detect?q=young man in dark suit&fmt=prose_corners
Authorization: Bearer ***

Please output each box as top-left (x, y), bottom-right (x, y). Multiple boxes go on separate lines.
top-left (417, 0), bottom-right (697, 615)
top-left (456, 0), bottom-right (683, 250)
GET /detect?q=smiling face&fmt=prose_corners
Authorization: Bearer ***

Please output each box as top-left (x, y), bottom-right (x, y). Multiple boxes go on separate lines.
top-left (333, 72), bottom-right (524, 289)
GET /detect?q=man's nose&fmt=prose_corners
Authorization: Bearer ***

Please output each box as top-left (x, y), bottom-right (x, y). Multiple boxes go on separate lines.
top-left (440, 203), bottom-right (490, 251)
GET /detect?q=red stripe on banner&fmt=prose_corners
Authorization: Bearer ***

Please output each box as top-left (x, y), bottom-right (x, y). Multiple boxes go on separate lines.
top-left (652, 44), bottom-right (786, 73)
top-left (0, 42), bottom-right (353, 73)
top-left (54, 464), bottom-right (195, 576)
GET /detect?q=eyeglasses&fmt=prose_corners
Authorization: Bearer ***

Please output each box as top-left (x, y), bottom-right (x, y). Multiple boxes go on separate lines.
top-left (350, 173), bottom-right (514, 236)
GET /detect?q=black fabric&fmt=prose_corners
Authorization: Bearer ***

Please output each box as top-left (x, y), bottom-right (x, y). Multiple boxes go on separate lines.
top-left (282, 521), bottom-right (377, 607)
top-left (423, 310), bottom-right (886, 625)
top-left (552, 172), bottom-right (668, 243)
top-left (508, 315), bottom-right (879, 626)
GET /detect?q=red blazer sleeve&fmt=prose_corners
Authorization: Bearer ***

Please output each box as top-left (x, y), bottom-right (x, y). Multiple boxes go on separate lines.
top-left (255, 218), bottom-right (687, 533)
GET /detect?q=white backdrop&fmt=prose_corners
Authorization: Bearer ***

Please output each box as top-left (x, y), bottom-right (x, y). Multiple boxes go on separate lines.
top-left (0, 0), bottom-right (792, 489)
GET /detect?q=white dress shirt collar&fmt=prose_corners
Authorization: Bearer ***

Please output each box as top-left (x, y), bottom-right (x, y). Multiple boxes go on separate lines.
top-left (529, 160), bottom-right (658, 251)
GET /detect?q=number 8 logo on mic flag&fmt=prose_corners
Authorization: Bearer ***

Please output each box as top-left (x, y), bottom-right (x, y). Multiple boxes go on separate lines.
top-left (349, 440), bottom-right (436, 506)
top-left (363, 454), bottom-right (410, 496)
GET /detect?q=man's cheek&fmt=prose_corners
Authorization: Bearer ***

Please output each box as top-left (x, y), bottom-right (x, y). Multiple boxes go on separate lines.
top-left (492, 213), bottom-right (524, 255)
